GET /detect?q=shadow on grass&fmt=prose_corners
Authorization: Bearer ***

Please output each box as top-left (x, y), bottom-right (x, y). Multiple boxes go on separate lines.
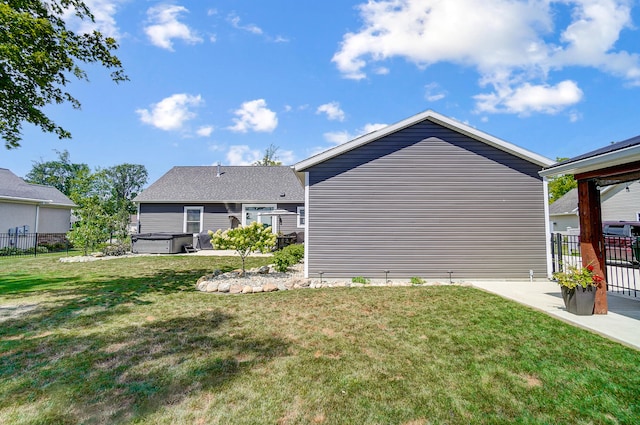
top-left (0, 266), bottom-right (222, 338)
top-left (0, 308), bottom-right (289, 423)
top-left (0, 257), bottom-right (288, 423)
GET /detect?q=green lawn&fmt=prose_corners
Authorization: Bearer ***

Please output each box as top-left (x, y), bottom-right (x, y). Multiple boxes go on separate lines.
top-left (1, 254), bottom-right (639, 424)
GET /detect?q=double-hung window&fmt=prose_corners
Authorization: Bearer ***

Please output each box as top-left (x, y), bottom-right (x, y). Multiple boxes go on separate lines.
top-left (297, 206), bottom-right (305, 228)
top-left (184, 206), bottom-right (203, 233)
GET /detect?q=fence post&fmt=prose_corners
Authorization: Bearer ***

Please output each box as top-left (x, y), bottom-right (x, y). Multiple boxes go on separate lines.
top-left (34, 233), bottom-right (38, 257)
top-left (550, 233), bottom-right (556, 274)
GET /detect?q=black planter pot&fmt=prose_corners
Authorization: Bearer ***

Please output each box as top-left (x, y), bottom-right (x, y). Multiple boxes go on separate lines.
top-left (561, 286), bottom-right (595, 315)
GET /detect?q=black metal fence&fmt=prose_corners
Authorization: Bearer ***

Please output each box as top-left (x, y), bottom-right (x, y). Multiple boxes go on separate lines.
top-left (550, 233), bottom-right (640, 297)
top-left (0, 233), bottom-right (70, 257)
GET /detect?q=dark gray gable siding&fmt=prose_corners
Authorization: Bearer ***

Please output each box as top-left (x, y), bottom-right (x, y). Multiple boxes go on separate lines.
top-left (306, 121), bottom-right (547, 280)
top-left (139, 202), bottom-right (303, 235)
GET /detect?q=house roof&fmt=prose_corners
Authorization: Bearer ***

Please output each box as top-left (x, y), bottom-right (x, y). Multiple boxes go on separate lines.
top-left (294, 109), bottom-right (554, 171)
top-left (0, 168), bottom-right (75, 207)
top-left (133, 166), bottom-right (304, 203)
top-left (540, 134), bottom-right (640, 178)
top-left (549, 188), bottom-right (578, 216)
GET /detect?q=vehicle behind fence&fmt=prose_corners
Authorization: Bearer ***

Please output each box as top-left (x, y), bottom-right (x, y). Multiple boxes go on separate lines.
top-left (0, 233), bottom-right (70, 257)
top-left (551, 233), bottom-right (640, 297)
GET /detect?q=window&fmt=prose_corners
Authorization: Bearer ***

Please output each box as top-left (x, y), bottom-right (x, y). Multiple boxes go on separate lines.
top-left (183, 206), bottom-right (203, 233)
top-left (242, 204), bottom-right (276, 227)
top-left (297, 206), bottom-right (305, 228)
top-left (637, 212), bottom-right (640, 221)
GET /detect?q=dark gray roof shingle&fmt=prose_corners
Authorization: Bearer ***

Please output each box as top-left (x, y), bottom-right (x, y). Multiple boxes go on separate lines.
top-left (0, 168), bottom-right (75, 207)
top-left (551, 134), bottom-right (640, 168)
top-left (134, 166), bottom-right (304, 203)
top-left (549, 188), bottom-right (578, 215)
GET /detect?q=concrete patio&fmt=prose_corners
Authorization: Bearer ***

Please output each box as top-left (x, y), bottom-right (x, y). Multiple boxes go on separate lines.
top-left (471, 279), bottom-right (640, 351)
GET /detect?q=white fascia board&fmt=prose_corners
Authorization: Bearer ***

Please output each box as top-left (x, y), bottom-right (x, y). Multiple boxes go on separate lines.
top-left (294, 110), bottom-right (554, 171)
top-left (539, 145), bottom-right (640, 178)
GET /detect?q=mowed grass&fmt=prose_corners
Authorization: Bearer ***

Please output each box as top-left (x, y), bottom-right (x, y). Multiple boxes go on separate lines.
top-left (1, 254), bottom-right (639, 424)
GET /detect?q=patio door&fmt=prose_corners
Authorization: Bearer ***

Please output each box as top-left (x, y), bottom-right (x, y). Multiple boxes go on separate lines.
top-left (243, 205), bottom-right (276, 230)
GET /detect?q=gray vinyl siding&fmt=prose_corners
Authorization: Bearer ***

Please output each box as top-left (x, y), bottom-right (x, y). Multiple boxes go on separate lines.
top-left (139, 202), bottom-right (303, 234)
top-left (602, 181), bottom-right (640, 222)
top-left (306, 121), bottom-right (547, 280)
top-left (275, 203), bottom-right (301, 235)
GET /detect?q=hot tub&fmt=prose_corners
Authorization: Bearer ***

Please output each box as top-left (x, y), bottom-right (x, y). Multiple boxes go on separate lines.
top-left (131, 233), bottom-right (194, 254)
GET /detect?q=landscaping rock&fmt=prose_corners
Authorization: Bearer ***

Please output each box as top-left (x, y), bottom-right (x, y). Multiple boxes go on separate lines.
top-left (195, 262), bottom-right (467, 295)
top-left (263, 283), bottom-right (278, 292)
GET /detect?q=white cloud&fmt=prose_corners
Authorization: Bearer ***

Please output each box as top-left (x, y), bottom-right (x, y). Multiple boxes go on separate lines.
top-left (323, 131), bottom-right (352, 145)
top-left (196, 126), bottom-right (214, 137)
top-left (63, 0), bottom-right (122, 37)
top-left (333, 0), bottom-right (640, 114)
top-left (424, 83), bottom-right (446, 102)
top-left (136, 94), bottom-right (203, 131)
top-left (144, 5), bottom-right (203, 51)
top-left (278, 149), bottom-right (296, 165)
top-left (323, 123), bottom-right (387, 146)
top-left (228, 13), bottom-right (263, 35)
top-left (316, 102), bottom-right (346, 121)
top-left (228, 99), bottom-right (278, 133)
top-left (226, 145), bottom-right (262, 165)
top-left (474, 80), bottom-right (584, 115)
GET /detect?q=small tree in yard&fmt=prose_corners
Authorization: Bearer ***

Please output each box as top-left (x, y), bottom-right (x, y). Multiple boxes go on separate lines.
top-left (209, 222), bottom-right (277, 275)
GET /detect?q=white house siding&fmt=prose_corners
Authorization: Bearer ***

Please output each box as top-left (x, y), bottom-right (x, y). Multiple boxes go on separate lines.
top-left (601, 181), bottom-right (640, 222)
top-left (38, 207), bottom-right (71, 233)
top-left (549, 214), bottom-right (579, 234)
top-left (0, 202), bottom-right (37, 232)
top-left (304, 121), bottom-right (548, 280)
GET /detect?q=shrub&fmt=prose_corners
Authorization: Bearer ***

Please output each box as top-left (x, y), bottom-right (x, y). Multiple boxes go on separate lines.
top-left (272, 244), bottom-right (305, 272)
top-left (410, 276), bottom-right (425, 285)
top-left (101, 241), bottom-right (129, 256)
top-left (210, 222), bottom-right (277, 275)
top-left (351, 276), bottom-right (370, 284)
top-left (0, 247), bottom-right (22, 256)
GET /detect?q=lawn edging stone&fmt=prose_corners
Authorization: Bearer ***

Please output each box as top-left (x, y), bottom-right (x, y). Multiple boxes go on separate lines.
top-left (195, 263), bottom-right (463, 295)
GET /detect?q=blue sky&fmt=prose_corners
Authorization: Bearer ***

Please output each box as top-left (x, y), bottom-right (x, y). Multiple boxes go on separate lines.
top-left (4, 0), bottom-right (640, 184)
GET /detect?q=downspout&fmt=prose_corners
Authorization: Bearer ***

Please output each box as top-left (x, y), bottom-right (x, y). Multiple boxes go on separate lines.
top-left (304, 172), bottom-right (309, 278)
top-left (542, 177), bottom-right (553, 279)
top-left (35, 204), bottom-right (40, 233)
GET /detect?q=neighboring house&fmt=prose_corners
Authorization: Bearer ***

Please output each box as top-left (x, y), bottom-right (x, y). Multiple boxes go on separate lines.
top-left (294, 110), bottom-right (555, 280)
top-left (0, 168), bottom-right (75, 235)
top-left (548, 188), bottom-right (579, 233)
top-left (550, 181), bottom-right (640, 233)
top-left (133, 166), bottom-right (305, 247)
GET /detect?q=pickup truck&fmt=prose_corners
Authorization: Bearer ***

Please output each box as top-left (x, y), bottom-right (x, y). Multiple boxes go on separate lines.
top-left (603, 221), bottom-right (640, 265)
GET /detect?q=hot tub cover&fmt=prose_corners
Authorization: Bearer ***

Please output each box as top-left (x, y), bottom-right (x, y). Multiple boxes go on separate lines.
top-left (132, 233), bottom-right (193, 241)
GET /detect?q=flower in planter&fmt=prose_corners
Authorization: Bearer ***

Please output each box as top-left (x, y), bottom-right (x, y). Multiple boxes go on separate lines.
top-left (553, 264), bottom-right (604, 289)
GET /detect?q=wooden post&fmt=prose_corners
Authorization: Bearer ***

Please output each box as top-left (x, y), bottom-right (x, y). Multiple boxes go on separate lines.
top-left (577, 179), bottom-right (608, 314)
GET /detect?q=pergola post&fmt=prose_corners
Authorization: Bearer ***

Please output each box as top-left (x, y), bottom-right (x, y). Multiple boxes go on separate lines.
top-left (577, 179), bottom-right (608, 314)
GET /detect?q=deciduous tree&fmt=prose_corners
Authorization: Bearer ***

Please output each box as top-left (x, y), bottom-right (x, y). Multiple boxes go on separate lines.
top-left (1, 0), bottom-right (127, 149)
top-left (548, 158), bottom-right (577, 204)
top-left (209, 222), bottom-right (277, 275)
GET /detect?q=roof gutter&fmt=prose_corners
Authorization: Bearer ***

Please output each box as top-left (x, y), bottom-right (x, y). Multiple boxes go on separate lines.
top-left (0, 195), bottom-right (75, 208)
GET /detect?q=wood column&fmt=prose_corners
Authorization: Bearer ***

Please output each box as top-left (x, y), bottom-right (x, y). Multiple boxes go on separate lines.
top-left (577, 179), bottom-right (608, 314)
